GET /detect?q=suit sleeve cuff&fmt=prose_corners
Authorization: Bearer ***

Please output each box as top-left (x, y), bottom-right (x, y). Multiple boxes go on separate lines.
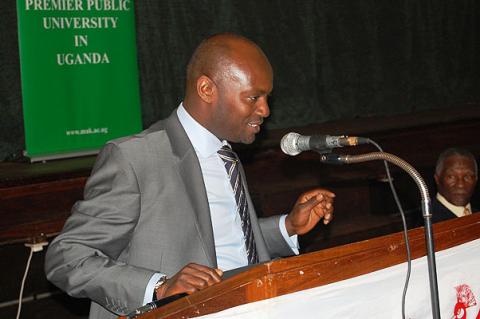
top-left (143, 273), bottom-right (163, 305)
top-left (279, 215), bottom-right (299, 255)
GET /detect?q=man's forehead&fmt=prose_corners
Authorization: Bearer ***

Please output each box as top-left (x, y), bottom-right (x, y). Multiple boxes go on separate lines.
top-left (444, 156), bottom-right (476, 170)
top-left (218, 55), bottom-right (272, 85)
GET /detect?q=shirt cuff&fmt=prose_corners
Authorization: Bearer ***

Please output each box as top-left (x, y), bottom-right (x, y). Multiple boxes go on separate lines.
top-left (279, 214), bottom-right (299, 255)
top-left (143, 273), bottom-right (163, 305)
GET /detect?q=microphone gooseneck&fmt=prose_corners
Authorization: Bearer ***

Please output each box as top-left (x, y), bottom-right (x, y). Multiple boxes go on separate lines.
top-left (319, 150), bottom-right (439, 319)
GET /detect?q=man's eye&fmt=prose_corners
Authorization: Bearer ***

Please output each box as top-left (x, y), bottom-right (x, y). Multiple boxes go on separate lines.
top-left (249, 96), bottom-right (259, 102)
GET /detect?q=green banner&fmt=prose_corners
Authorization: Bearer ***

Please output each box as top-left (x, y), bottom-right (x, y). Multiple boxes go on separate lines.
top-left (17, 0), bottom-right (142, 161)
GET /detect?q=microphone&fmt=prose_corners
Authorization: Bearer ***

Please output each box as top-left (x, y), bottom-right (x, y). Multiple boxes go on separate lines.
top-left (280, 132), bottom-right (369, 156)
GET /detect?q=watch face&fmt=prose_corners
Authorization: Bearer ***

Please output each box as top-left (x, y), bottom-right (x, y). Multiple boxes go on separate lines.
top-left (155, 275), bottom-right (167, 289)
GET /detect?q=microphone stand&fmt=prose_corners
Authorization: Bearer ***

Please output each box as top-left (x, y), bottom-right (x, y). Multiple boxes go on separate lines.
top-left (320, 151), bottom-right (441, 319)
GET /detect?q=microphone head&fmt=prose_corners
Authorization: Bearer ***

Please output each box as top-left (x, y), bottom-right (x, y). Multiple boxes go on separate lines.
top-left (280, 132), bottom-right (302, 156)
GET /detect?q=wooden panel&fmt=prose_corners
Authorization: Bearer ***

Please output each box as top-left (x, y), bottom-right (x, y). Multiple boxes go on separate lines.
top-left (0, 156), bottom-right (94, 244)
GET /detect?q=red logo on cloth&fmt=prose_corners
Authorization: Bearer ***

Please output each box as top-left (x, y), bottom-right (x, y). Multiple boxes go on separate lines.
top-left (452, 284), bottom-right (478, 319)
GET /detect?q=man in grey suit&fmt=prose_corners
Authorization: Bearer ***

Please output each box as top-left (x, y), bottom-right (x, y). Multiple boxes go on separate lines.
top-left (45, 33), bottom-right (335, 319)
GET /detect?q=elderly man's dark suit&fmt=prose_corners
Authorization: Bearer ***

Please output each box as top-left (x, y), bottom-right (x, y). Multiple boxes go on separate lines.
top-left (431, 196), bottom-right (478, 223)
top-left (45, 110), bottom-right (293, 319)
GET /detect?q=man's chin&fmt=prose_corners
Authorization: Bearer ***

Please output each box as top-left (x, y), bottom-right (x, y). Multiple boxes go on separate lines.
top-left (448, 196), bottom-right (470, 207)
top-left (240, 135), bottom-right (256, 144)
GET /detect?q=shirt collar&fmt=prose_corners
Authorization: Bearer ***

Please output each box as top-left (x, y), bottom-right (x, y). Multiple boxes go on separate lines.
top-left (177, 103), bottom-right (228, 157)
top-left (436, 192), bottom-right (471, 217)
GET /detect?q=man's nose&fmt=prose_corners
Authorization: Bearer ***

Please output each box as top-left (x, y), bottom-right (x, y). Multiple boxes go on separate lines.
top-left (257, 97), bottom-right (270, 118)
top-left (455, 177), bottom-right (466, 188)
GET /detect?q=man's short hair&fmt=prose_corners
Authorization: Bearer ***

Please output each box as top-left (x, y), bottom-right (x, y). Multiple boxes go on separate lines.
top-left (186, 33), bottom-right (252, 87)
top-left (435, 147), bottom-right (478, 177)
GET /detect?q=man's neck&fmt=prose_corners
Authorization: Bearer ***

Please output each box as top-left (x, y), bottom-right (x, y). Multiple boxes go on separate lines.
top-left (436, 193), bottom-right (471, 217)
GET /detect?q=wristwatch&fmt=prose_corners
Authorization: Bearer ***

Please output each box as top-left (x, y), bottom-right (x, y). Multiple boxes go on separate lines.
top-left (152, 275), bottom-right (168, 301)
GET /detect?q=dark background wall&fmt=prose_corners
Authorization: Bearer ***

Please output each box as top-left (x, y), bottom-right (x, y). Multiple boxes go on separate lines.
top-left (1, 0), bottom-right (479, 161)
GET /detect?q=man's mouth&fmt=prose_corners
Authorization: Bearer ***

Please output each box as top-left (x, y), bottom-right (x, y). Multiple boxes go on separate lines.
top-left (247, 119), bottom-right (263, 128)
top-left (452, 191), bottom-right (469, 196)
top-left (247, 121), bottom-right (262, 133)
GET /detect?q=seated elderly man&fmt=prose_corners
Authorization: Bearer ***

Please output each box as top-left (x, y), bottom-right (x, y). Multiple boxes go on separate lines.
top-left (432, 147), bottom-right (478, 223)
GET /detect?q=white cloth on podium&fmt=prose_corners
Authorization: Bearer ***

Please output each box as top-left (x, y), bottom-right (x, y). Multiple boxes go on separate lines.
top-left (198, 238), bottom-right (480, 319)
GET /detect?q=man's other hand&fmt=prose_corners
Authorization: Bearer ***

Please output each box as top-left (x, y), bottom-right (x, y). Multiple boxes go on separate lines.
top-left (285, 188), bottom-right (335, 236)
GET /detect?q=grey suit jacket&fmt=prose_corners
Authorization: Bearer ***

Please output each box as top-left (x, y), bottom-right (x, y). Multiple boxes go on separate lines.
top-left (45, 110), bottom-right (293, 319)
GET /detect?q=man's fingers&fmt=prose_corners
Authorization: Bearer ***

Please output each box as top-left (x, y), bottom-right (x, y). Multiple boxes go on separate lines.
top-left (306, 189), bottom-right (336, 199)
top-left (300, 191), bottom-right (335, 223)
top-left (323, 203), bottom-right (334, 224)
top-left (302, 190), bottom-right (335, 203)
top-left (187, 263), bottom-right (223, 282)
top-left (302, 192), bottom-right (334, 210)
top-left (319, 190), bottom-right (336, 198)
top-left (323, 212), bottom-right (333, 224)
top-left (166, 264), bottom-right (223, 296)
top-left (301, 194), bottom-right (323, 209)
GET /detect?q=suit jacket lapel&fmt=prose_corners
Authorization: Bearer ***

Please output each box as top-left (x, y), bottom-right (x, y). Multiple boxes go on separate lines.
top-left (164, 111), bottom-right (217, 267)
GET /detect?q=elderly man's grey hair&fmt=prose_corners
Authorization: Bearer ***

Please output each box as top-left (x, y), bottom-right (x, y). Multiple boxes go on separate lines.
top-left (435, 147), bottom-right (478, 177)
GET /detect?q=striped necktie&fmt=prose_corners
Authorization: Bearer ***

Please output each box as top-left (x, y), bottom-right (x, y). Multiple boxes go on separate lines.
top-left (217, 145), bottom-right (259, 264)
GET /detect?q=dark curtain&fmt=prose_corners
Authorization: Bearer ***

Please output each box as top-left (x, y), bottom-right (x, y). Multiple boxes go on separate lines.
top-left (1, 0), bottom-right (479, 160)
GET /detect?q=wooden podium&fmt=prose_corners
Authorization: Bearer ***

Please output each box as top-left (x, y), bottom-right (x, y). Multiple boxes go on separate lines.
top-left (126, 213), bottom-right (480, 319)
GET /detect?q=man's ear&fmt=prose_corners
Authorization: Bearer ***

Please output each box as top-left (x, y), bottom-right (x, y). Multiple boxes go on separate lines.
top-left (434, 173), bottom-right (440, 186)
top-left (197, 75), bottom-right (216, 103)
